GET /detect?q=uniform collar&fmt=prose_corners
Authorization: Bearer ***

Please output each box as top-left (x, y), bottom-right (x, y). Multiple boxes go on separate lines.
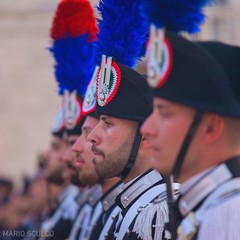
top-left (115, 169), bottom-right (164, 211)
top-left (88, 184), bottom-right (102, 207)
top-left (76, 187), bottom-right (92, 206)
top-left (58, 184), bottom-right (79, 203)
top-left (101, 181), bottom-right (123, 211)
top-left (180, 167), bottom-right (214, 195)
top-left (178, 156), bottom-right (240, 217)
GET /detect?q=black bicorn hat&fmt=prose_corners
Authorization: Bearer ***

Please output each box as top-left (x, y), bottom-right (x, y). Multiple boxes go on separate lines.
top-left (151, 32), bottom-right (240, 118)
top-left (96, 62), bottom-right (152, 123)
top-left (139, 0), bottom-right (240, 118)
top-left (49, 0), bottom-right (98, 135)
top-left (94, 0), bottom-right (151, 123)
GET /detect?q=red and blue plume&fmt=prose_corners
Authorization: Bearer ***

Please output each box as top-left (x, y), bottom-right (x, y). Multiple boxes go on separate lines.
top-left (141, 0), bottom-right (215, 34)
top-left (95, 0), bottom-right (149, 68)
top-left (49, 0), bottom-right (98, 96)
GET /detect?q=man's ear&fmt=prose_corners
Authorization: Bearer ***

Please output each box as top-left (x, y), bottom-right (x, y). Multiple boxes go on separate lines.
top-left (203, 114), bottom-right (224, 144)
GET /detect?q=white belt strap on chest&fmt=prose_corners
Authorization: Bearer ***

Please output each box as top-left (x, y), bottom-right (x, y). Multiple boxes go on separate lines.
top-left (68, 204), bottom-right (92, 240)
top-left (177, 178), bottom-right (240, 240)
top-left (99, 206), bottom-right (121, 240)
top-left (116, 184), bottom-right (168, 240)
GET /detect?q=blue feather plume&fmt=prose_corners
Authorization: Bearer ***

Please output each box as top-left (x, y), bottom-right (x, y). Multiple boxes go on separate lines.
top-left (141, 0), bottom-right (215, 34)
top-left (95, 0), bottom-right (149, 68)
top-left (50, 34), bottom-right (96, 96)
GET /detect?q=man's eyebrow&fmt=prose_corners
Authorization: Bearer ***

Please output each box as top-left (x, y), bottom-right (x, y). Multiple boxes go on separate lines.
top-left (82, 126), bottom-right (91, 132)
top-left (155, 103), bottom-right (168, 110)
top-left (100, 116), bottom-right (112, 121)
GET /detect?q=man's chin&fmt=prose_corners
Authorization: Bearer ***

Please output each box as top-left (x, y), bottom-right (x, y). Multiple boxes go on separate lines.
top-left (95, 165), bottom-right (112, 179)
top-left (71, 174), bottom-right (84, 187)
top-left (80, 176), bottom-right (99, 186)
top-left (47, 176), bottom-right (64, 185)
top-left (64, 168), bottom-right (77, 178)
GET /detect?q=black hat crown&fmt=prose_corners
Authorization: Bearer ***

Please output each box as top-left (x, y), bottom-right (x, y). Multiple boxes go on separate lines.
top-left (152, 32), bottom-right (240, 118)
top-left (96, 60), bottom-right (152, 122)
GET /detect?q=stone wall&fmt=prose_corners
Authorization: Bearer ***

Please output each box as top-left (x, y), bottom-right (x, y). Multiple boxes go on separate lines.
top-left (199, 0), bottom-right (240, 44)
top-left (0, 0), bottom-right (60, 188)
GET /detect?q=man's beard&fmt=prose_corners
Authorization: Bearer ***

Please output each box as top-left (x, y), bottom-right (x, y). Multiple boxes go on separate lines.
top-left (46, 172), bottom-right (64, 185)
top-left (71, 173), bottom-right (84, 187)
top-left (66, 163), bottom-right (85, 187)
top-left (79, 166), bottom-right (101, 186)
top-left (92, 135), bottom-right (135, 178)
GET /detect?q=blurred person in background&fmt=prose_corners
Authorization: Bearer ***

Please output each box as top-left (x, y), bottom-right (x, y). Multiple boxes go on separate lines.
top-left (0, 171), bottom-right (49, 240)
top-left (37, 0), bottom-right (99, 239)
top-left (49, 0), bottom-right (106, 238)
top-left (38, 105), bottom-right (79, 240)
top-left (0, 176), bottom-right (13, 205)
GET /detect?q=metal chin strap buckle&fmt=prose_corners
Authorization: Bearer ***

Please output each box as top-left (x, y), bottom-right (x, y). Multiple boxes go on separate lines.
top-left (177, 212), bottom-right (199, 240)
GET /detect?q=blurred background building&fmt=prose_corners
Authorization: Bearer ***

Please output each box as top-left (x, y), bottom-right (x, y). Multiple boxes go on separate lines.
top-left (0, 0), bottom-right (239, 189)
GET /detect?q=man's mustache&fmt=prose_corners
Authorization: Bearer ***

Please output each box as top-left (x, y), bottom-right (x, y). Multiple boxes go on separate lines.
top-left (91, 144), bottom-right (104, 157)
top-left (66, 162), bottom-right (77, 171)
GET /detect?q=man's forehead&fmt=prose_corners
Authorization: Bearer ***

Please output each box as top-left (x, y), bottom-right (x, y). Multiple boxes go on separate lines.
top-left (153, 97), bottom-right (195, 112)
top-left (62, 132), bottom-right (78, 142)
top-left (68, 135), bottom-right (79, 141)
top-left (82, 117), bottom-right (99, 129)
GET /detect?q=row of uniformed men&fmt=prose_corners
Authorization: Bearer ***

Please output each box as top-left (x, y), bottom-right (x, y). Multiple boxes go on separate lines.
top-left (38, 0), bottom-right (240, 239)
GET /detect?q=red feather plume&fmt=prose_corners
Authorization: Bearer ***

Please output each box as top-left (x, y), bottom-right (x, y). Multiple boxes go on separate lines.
top-left (50, 0), bottom-right (98, 41)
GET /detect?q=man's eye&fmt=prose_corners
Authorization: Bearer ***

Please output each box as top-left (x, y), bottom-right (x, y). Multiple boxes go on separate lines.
top-left (159, 111), bottom-right (170, 118)
top-left (105, 121), bottom-right (112, 127)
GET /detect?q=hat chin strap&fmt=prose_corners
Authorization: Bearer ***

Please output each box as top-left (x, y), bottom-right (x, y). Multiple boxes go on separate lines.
top-left (118, 125), bottom-right (142, 180)
top-left (172, 110), bottom-right (204, 179)
top-left (164, 110), bottom-right (204, 238)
